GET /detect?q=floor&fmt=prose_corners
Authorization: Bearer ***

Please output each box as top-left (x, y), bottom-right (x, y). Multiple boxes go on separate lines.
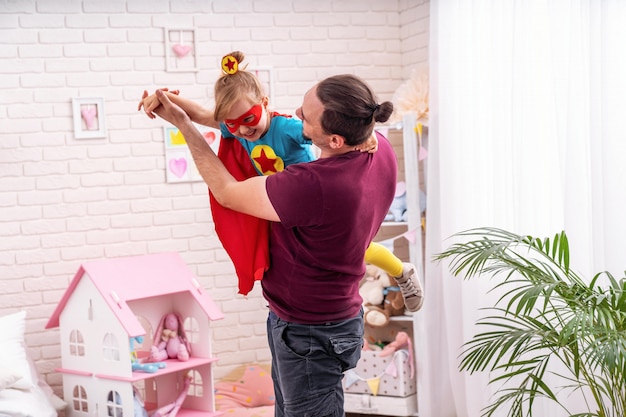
top-left (346, 414), bottom-right (398, 417)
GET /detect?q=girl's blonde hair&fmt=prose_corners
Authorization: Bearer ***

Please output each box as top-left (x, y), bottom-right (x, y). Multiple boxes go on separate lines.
top-left (214, 51), bottom-right (265, 121)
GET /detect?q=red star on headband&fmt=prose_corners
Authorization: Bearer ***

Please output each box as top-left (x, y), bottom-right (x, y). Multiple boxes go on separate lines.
top-left (253, 149), bottom-right (278, 174)
top-left (225, 58), bottom-right (236, 71)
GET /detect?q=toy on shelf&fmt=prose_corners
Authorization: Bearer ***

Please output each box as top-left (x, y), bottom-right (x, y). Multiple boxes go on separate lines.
top-left (384, 181), bottom-right (408, 223)
top-left (130, 336), bottom-right (165, 373)
top-left (151, 371), bottom-right (193, 417)
top-left (345, 332), bottom-right (416, 397)
top-left (45, 253), bottom-right (225, 417)
top-left (378, 331), bottom-right (414, 378)
top-left (362, 337), bottom-right (384, 351)
top-left (359, 265), bottom-right (405, 327)
top-left (148, 313), bottom-right (191, 362)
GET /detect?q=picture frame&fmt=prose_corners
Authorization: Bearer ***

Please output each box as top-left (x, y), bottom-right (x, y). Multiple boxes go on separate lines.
top-left (72, 97), bottom-right (106, 139)
top-left (163, 123), bottom-right (221, 183)
top-left (164, 27), bottom-right (199, 72)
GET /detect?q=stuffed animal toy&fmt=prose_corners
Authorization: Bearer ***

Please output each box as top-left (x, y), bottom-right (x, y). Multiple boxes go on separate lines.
top-left (130, 335), bottom-right (165, 373)
top-left (360, 265), bottom-right (406, 327)
top-left (378, 331), bottom-right (415, 379)
top-left (359, 264), bottom-right (393, 307)
top-left (379, 331), bottom-right (411, 357)
top-left (363, 306), bottom-right (389, 327)
top-left (150, 371), bottom-right (193, 417)
top-left (385, 181), bottom-right (408, 222)
top-left (363, 290), bottom-right (405, 327)
top-left (384, 290), bottom-right (406, 317)
top-left (362, 338), bottom-right (383, 351)
top-left (147, 313), bottom-right (191, 362)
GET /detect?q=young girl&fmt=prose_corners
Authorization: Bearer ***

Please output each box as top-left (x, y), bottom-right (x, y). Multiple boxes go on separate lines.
top-left (138, 51), bottom-right (423, 312)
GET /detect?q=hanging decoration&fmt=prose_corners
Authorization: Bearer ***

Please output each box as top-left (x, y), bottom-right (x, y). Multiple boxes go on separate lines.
top-left (416, 123), bottom-right (428, 161)
top-left (171, 29), bottom-right (192, 58)
top-left (164, 27), bottom-right (198, 72)
top-left (366, 378), bottom-right (381, 396)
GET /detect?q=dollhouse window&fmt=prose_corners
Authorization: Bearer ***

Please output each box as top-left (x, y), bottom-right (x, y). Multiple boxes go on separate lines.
top-left (184, 315), bottom-right (200, 343)
top-left (72, 384), bottom-right (88, 412)
top-left (69, 329), bottom-right (85, 356)
top-left (188, 369), bottom-right (203, 396)
top-left (106, 390), bottom-right (123, 417)
top-left (102, 332), bottom-right (120, 361)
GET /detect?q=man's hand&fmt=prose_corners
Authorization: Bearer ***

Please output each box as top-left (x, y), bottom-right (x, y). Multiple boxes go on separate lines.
top-left (137, 88), bottom-right (179, 119)
top-left (152, 89), bottom-right (191, 128)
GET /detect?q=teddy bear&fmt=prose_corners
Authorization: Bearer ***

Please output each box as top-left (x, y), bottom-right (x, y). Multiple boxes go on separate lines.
top-left (364, 289), bottom-right (406, 327)
top-left (359, 265), bottom-right (406, 327)
top-left (359, 264), bottom-right (392, 306)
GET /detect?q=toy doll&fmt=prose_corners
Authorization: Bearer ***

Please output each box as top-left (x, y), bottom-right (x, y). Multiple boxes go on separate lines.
top-left (147, 313), bottom-right (191, 362)
top-left (150, 371), bottom-right (193, 417)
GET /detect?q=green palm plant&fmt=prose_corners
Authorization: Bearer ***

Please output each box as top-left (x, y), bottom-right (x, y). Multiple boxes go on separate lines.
top-left (434, 227), bottom-right (626, 417)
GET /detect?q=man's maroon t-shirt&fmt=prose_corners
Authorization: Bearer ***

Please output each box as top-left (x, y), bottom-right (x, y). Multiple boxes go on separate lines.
top-left (264, 132), bottom-right (397, 324)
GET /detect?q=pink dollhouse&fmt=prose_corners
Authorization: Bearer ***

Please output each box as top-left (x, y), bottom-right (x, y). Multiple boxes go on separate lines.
top-left (46, 252), bottom-right (224, 417)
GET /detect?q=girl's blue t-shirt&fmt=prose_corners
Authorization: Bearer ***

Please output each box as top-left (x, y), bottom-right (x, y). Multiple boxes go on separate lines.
top-left (219, 115), bottom-right (314, 176)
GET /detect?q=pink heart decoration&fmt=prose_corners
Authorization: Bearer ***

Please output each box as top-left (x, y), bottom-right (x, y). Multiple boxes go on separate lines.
top-left (81, 107), bottom-right (98, 130)
top-left (168, 158), bottom-right (187, 178)
top-left (172, 44), bottom-right (192, 58)
top-left (203, 131), bottom-right (216, 145)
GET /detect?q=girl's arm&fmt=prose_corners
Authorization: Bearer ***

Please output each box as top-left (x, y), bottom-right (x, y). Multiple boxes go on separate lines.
top-left (138, 89), bottom-right (220, 129)
top-left (356, 133), bottom-right (379, 153)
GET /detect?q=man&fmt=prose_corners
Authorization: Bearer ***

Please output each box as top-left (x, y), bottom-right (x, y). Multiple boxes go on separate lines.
top-left (152, 74), bottom-right (408, 416)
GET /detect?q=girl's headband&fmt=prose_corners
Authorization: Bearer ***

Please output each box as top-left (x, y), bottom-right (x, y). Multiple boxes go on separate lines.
top-left (221, 55), bottom-right (239, 75)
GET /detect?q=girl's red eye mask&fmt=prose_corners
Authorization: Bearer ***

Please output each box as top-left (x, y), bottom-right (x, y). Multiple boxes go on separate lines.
top-left (224, 104), bottom-right (263, 133)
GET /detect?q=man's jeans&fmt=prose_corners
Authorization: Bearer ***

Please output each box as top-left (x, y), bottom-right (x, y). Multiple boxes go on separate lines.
top-left (267, 309), bottom-right (364, 417)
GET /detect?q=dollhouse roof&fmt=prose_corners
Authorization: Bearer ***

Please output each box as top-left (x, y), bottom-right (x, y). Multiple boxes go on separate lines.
top-left (45, 252), bottom-right (223, 337)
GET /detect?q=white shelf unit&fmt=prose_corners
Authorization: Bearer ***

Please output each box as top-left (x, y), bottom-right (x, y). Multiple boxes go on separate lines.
top-left (345, 113), bottom-right (424, 417)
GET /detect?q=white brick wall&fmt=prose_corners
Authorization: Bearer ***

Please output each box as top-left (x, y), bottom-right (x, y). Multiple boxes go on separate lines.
top-left (401, 0), bottom-right (430, 77)
top-left (0, 0), bottom-right (429, 397)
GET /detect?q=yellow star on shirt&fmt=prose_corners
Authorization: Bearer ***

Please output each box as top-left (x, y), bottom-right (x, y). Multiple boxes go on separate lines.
top-left (250, 145), bottom-right (285, 176)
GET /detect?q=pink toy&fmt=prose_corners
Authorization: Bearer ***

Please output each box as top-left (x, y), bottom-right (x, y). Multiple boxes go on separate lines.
top-left (151, 372), bottom-right (193, 417)
top-left (378, 331), bottom-right (414, 378)
top-left (148, 313), bottom-right (191, 362)
top-left (130, 336), bottom-right (165, 373)
top-left (80, 106), bottom-right (98, 130)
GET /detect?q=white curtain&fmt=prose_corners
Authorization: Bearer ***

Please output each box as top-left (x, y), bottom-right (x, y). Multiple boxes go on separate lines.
top-left (420, 1), bottom-right (626, 416)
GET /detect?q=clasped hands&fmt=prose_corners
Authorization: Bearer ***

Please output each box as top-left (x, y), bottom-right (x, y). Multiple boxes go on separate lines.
top-left (138, 88), bottom-right (190, 129)
top-left (137, 87), bottom-right (179, 119)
